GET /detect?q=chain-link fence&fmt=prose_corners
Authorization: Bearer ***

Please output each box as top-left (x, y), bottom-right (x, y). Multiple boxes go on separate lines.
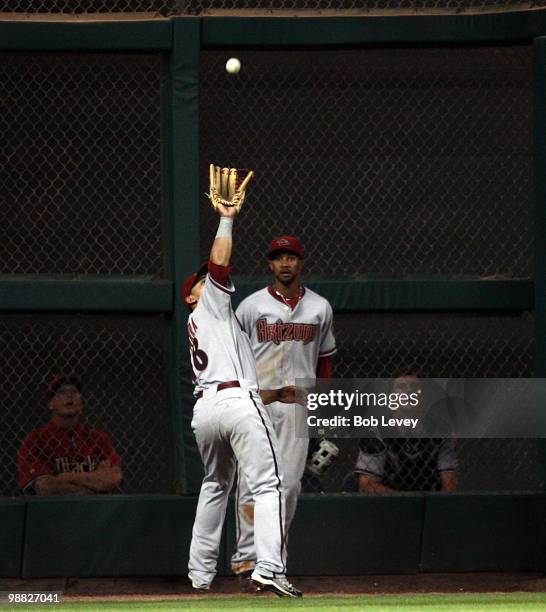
top-left (201, 45), bottom-right (540, 493)
top-left (301, 312), bottom-right (542, 492)
top-left (0, 0), bottom-right (544, 13)
top-left (0, 315), bottom-right (174, 497)
top-left (0, 0), bottom-right (176, 12)
top-left (188, 0), bottom-right (546, 12)
top-left (332, 313), bottom-right (534, 379)
top-left (0, 11), bottom-right (540, 500)
top-left (1, 52), bottom-right (163, 276)
top-left (200, 46), bottom-right (533, 278)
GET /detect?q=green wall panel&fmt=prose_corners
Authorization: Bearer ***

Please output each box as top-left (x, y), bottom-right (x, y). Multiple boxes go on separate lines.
top-left (202, 12), bottom-right (546, 47)
top-left (0, 278), bottom-right (173, 313)
top-left (13, 493), bottom-right (546, 577)
top-left (232, 278), bottom-right (533, 312)
top-left (0, 20), bottom-right (172, 51)
top-left (223, 494), bottom-right (425, 575)
top-left (22, 496), bottom-right (196, 578)
top-left (0, 499), bottom-right (25, 578)
top-left (288, 495), bottom-right (424, 574)
top-left (421, 493), bottom-right (546, 572)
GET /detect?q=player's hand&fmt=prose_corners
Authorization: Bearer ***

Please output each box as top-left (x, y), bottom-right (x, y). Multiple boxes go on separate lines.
top-left (294, 386), bottom-right (309, 407)
top-left (216, 201), bottom-right (239, 219)
top-left (259, 386), bottom-right (308, 405)
top-left (276, 386), bottom-right (309, 406)
top-left (279, 385), bottom-right (310, 405)
top-left (277, 385), bottom-right (297, 404)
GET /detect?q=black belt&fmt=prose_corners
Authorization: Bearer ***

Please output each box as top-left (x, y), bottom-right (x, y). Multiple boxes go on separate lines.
top-left (195, 380), bottom-right (241, 400)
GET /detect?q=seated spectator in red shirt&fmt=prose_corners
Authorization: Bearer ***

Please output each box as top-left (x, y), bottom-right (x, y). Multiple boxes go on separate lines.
top-left (17, 374), bottom-right (123, 495)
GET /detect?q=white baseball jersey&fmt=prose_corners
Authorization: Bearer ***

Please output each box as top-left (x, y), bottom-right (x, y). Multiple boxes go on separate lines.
top-left (231, 284), bottom-right (336, 575)
top-left (235, 286), bottom-right (337, 388)
top-left (188, 270), bottom-right (258, 395)
top-left (187, 263), bottom-right (287, 585)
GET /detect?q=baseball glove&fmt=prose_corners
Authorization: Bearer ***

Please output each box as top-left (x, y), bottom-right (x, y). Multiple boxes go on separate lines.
top-left (306, 439), bottom-right (340, 477)
top-left (208, 164), bottom-right (254, 213)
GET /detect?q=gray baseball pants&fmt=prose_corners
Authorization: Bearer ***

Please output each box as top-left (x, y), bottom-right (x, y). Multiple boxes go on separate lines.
top-left (231, 401), bottom-right (308, 573)
top-left (188, 386), bottom-right (286, 588)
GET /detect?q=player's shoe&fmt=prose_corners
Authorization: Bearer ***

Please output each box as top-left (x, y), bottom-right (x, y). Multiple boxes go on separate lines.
top-left (238, 569), bottom-right (260, 594)
top-left (190, 578), bottom-right (210, 592)
top-left (251, 573), bottom-right (303, 598)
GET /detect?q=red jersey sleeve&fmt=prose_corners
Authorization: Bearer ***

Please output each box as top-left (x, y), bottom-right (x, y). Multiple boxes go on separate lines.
top-left (17, 430), bottom-right (53, 490)
top-left (98, 431), bottom-right (122, 468)
top-left (316, 355), bottom-right (333, 379)
top-left (208, 261), bottom-right (232, 287)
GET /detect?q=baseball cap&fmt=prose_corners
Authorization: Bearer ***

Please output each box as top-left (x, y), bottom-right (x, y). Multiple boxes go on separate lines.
top-left (181, 262), bottom-right (209, 304)
top-left (47, 373), bottom-right (82, 402)
top-left (267, 236), bottom-right (303, 259)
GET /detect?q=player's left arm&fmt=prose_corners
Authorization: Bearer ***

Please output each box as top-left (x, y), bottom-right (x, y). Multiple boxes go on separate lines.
top-left (259, 386), bottom-right (299, 405)
top-left (354, 440), bottom-right (392, 494)
top-left (209, 202), bottom-right (238, 267)
top-left (198, 201), bottom-right (240, 319)
top-left (318, 302), bottom-right (337, 361)
top-left (437, 437), bottom-right (459, 492)
top-left (440, 470), bottom-right (458, 492)
top-left (316, 355), bottom-right (333, 378)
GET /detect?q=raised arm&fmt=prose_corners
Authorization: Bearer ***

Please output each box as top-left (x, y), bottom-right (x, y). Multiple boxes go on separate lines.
top-left (210, 203), bottom-right (238, 266)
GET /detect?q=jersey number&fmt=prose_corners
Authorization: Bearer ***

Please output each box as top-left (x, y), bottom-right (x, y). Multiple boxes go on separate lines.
top-left (191, 338), bottom-right (209, 371)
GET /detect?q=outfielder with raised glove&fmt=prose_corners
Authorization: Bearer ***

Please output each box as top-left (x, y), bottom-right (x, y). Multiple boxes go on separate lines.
top-left (185, 164), bottom-right (302, 598)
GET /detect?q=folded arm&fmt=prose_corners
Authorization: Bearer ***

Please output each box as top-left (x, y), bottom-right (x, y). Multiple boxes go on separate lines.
top-left (260, 386), bottom-right (302, 405)
top-left (34, 462), bottom-right (122, 496)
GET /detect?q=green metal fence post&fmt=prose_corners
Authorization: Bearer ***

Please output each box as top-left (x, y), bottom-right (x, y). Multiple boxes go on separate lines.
top-left (169, 17), bottom-right (202, 494)
top-left (534, 39), bottom-right (546, 501)
top-left (535, 38), bottom-right (546, 378)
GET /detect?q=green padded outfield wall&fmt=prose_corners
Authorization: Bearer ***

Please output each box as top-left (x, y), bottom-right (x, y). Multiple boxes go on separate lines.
top-left (420, 493), bottom-right (546, 572)
top-left (224, 495), bottom-right (425, 575)
top-left (16, 494), bottom-right (546, 577)
top-left (22, 496), bottom-right (197, 578)
top-left (0, 500), bottom-right (25, 578)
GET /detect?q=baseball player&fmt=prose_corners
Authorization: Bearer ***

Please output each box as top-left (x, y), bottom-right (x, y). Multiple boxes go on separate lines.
top-left (184, 167), bottom-right (302, 597)
top-left (17, 373), bottom-right (123, 495)
top-left (231, 235), bottom-right (336, 588)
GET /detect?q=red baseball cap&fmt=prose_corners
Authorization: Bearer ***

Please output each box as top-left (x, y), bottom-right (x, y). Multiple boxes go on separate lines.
top-left (47, 373), bottom-right (81, 402)
top-left (181, 262), bottom-right (209, 305)
top-left (267, 236), bottom-right (303, 259)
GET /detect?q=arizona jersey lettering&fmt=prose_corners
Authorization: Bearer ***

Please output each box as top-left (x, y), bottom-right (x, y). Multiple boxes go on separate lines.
top-left (236, 286), bottom-right (336, 389)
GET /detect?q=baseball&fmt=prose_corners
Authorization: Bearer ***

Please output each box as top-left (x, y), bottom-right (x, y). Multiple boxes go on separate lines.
top-left (225, 57), bottom-right (241, 75)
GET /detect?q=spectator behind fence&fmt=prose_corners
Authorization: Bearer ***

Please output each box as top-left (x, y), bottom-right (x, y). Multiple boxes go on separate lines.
top-left (17, 374), bottom-right (123, 495)
top-left (352, 374), bottom-right (459, 494)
